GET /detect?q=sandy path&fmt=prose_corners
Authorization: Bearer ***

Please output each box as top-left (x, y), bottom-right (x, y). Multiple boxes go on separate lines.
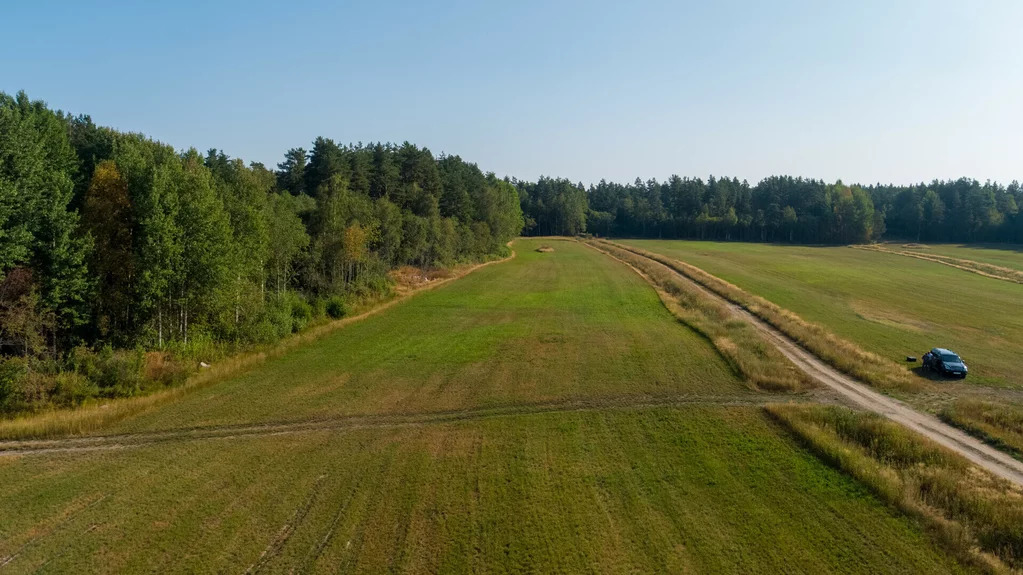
top-left (610, 244), bottom-right (1023, 486)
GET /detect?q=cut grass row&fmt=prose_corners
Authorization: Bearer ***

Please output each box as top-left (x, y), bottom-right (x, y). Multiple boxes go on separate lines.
top-left (767, 403), bottom-right (1023, 573)
top-left (601, 239), bottom-right (916, 392)
top-left (586, 240), bottom-right (812, 392)
top-left (855, 244), bottom-right (1023, 285)
top-left (895, 244), bottom-right (1023, 272)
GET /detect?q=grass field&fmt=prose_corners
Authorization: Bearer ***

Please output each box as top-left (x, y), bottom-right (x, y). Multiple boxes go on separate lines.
top-left (0, 239), bottom-right (986, 573)
top-left (622, 240), bottom-right (1023, 390)
top-left (895, 243), bottom-right (1023, 272)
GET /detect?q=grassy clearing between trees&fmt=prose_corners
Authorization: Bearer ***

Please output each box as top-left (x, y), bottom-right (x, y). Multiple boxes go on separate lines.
top-left (621, 239), bottom-right (1023, 390)
top-left (79, 239), bottom-right (747, 435)
top-left (586, 240), bottom-right (812, 392)
top-left (767, 404), bottom-right (1023, 572)
top-left (0, 407), bottom-right (980, 574)
top-left (0, 238), bottom-right (985, 573)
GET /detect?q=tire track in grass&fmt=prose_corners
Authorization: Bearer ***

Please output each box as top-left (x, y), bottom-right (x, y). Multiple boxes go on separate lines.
top-left (602, 242), bottom-right (1023, 486)
top-left (0, 395), bottom-right (798, 457)
top-left (243, 474), bottom-right (327, 575)
top-left (853, 244), bottom-right (1023, 284)
top-left (0, 493), bottom-right (108, 569)
top-left (31, 523), bottom-right (102, 574)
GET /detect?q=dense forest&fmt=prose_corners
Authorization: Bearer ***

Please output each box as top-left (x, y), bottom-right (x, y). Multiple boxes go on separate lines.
top-left (518, 175), bottom-right (1023, 244)
top-left (0, 92), bottom-right (522, 414)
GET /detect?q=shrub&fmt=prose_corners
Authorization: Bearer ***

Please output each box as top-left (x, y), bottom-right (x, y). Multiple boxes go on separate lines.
top-left (0, 357), bottom-right (30, 414)
top-left (92, 346), bottom-right (145, 398)
top-left (52, 372), bottom-right (98, 407)
top-left (287, 292), bottom-right (313, 333)
top-left (325, 296), bottom-right (348, 319)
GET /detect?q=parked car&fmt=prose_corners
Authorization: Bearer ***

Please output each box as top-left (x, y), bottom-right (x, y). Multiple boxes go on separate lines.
top-left (922, 348), bottom-right (968, 378)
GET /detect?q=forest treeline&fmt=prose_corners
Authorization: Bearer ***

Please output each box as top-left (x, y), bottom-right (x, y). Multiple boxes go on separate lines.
top-left (0, 91), bottom-right (522, 414)
top-left (518, 175), bottom-right (1023, 244)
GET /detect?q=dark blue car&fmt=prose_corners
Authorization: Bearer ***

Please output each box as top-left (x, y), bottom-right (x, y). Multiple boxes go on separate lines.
top-left (922, 348), bottom-right (968, 378)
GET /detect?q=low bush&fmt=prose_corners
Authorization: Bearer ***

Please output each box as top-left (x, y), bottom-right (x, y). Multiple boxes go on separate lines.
top-left (325, 296), bottom-right (348, 319)
top-left (52, 372), bottom-right (98, 407)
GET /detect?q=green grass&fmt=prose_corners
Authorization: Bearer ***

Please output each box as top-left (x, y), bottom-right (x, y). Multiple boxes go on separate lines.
top-left (622, 239), bottom-right (1023, 389)
top-left (0, 238), bottom-right (989, 573)
top-left (0, 407), bottom-right (977, 574)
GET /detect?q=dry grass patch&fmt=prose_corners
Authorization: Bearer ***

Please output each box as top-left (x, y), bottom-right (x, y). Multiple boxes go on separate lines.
top-left (604, 240), bottom-right (918, 392)
top-left (767, 403), bottom-right (1023, 573)
top-left (588, 241), bottom-right (812, 392)
top-left (941, 400), bottom-right (1023, 460)
top-left (536, 245), bottom-right (555, 253)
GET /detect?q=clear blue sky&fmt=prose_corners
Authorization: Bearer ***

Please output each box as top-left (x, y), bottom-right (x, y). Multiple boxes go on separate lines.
top-left (4, 0), bottom-right (1021, 186)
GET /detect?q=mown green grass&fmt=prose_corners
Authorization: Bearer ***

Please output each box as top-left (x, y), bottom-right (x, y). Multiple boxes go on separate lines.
top-left (0, 407), bottom-right (976, 574)
top-left (623, 240), bottom-right (1023, 389)
top-left (110, 239), bottom-right (747, 433)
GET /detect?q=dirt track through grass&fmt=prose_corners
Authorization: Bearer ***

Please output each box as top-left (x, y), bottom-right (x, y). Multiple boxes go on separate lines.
top-left (598, 240), bottom-right (1023, 486)
top-left (854, 244), bottom-right (1023, 284)
top-left (0, 393), bottom-right (796, 457)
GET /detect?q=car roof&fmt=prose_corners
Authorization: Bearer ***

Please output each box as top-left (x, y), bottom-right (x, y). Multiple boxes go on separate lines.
top-left (933, 348), bottom-right (957, 356)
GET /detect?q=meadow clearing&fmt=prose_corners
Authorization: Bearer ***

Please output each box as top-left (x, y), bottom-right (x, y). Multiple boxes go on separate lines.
top-left (621, 240), bottom-right (1023, 391)
top-left (0, 239), bottom-right (987, 574)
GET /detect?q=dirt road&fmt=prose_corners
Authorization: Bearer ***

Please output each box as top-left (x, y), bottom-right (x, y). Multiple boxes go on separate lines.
top-left (607, 243), bottom-right (1023, 486)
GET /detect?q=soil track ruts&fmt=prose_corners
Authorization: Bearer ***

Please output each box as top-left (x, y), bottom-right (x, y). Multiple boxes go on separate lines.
top-left (853, 244), bottom-right (1023, 284)
top-left (0, 395), bottom-right (796, 457)
top-left (595, 240), bottom-right (1023, 486)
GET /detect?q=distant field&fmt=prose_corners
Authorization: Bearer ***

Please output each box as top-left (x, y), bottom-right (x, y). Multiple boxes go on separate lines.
top-left (0, 239), bottom-right (977, 573)
top-left (621, 240), bottom-right (1023, 389)
top-left (895, 243), bottom-right (1023, 272)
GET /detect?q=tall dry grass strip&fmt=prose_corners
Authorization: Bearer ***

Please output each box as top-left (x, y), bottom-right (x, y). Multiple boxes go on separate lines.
top-left (0, 251), bottom-right (516, 441)
top-left (602, 240), bottom-right (917, 392)
top-left (767, 403), bottom-right (1023, 573)
top-left (940, 399), bottom-right (1023, 460)
top-left (586, 241), bottom-right (813, 392)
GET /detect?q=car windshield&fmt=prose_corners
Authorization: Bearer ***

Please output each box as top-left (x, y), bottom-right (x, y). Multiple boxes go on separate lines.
top-left (940, 353), bottom-right (961, 363)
